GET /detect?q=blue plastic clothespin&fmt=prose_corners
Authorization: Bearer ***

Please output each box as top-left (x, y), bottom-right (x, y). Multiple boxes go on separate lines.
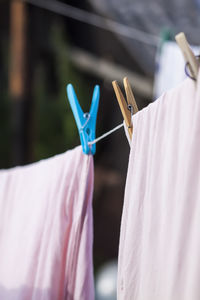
top-left (66, 84), bottom-right (100, 155)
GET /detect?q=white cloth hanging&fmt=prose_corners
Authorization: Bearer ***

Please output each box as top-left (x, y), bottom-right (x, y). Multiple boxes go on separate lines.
top-left (0, 146), bottom-right (94, 300)
top-left (118, 73), bottom-right (200, 300)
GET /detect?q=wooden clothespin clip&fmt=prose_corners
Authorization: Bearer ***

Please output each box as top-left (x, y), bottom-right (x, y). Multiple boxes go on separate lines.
top-left (175, 32), bottom-right (199, 80)
top-left (112, 77), bottom-right (138, 140)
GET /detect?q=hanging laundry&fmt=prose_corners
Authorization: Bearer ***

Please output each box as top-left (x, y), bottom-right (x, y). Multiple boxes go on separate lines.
top-left (153, 40), bottom-right (200, 99)
top-left (118, 73), bottom-right (200, 300)
top-left (0, 146), bottom-right (94, 300)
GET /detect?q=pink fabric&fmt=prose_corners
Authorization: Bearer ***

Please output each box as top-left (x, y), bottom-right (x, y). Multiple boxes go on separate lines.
top-left (118, 73), bottom-right (200, 300)
top-left (0, 146), bottom-right (94, 300)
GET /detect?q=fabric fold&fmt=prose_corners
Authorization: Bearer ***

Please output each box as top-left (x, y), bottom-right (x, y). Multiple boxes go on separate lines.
top-left (118, 74), bottom-right (200, 300)
top-left (0, 146), bottom-right (94, 300)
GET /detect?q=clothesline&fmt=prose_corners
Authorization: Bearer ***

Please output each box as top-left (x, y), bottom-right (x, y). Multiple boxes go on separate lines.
top-left (88, 122), bottom-right (124, 146)
top-left (22, 0), bottom-right (161, 46)
top-left (22, 0), bottom-right (163, 149)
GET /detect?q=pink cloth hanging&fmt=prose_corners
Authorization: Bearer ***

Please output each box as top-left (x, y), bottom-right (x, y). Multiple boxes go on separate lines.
top-left (0, 146), bottom-right (94, 300)
top-left (118, 73), bottom-right (200, 300)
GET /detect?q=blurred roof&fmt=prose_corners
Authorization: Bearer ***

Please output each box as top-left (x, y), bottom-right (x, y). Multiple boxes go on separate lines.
top-left (89, 0), bottom-right (200, 74)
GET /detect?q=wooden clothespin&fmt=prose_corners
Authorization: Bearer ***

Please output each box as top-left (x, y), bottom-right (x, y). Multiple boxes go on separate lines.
top-left (112, 77), bottom-right (138, 140)
top-left (175, 32), bottom-right (199, 80)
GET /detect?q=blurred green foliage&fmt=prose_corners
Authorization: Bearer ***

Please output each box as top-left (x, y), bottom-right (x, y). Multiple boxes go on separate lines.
top-left (0, 19), bottom-right (92, 167)
top-left (33, 23), bottom-right (91, 161)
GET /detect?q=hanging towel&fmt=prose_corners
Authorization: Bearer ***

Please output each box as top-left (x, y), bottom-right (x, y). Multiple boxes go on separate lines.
top-left (0, 146), bottom-right (94, 300)
top-left (153, 40), bottom-right (200, 99)
top-left (118, 73), bottom-right (200, 300)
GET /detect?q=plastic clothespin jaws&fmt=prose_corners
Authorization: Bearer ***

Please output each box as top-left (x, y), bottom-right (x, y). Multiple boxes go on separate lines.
top-left (66, 84), bottom-right (100, 155)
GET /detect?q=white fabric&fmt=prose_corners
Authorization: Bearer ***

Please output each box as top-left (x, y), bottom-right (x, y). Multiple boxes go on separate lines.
top-left (118, 73), bottom-right (200, 300)
top-left (0, 146), bottom-right (94, 300)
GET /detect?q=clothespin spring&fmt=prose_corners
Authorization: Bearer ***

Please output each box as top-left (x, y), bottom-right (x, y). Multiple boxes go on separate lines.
top-left (79, 112), bottom-right (93, 154)
top-left (127, 104), bottom-right (134, 115)
top-left (79, 113), bottom-right (91, 133)
top-left (185, 55), bottom-right (200, 81)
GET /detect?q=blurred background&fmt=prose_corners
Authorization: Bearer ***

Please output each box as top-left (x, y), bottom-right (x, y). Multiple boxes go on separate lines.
top-left (1, 0), bottom-right (200, 299)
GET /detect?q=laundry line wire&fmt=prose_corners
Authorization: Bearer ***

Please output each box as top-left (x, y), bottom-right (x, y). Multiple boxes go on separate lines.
top-left (21, 0), bottom-right (151, 145)
top-left (88, 122), bottom-right (124, 146)
top-left (22, 0), bottom-right (161, 46)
